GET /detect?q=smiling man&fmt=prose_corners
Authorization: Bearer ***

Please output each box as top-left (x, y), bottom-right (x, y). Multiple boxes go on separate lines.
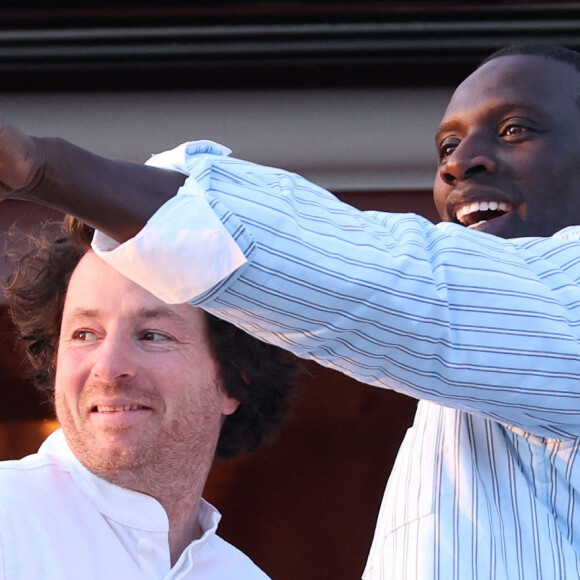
top-left (434, 45), bottom-right (580, 238)
top-left (2, 44), bottom-right (580, 579)
top-left (0, 222), bottom-right (299, 579)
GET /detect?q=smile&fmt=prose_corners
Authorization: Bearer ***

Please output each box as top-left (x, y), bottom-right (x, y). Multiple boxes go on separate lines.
top-left (93, 405), bottom-right (148, 412)
top-left (454, 200), bottom-right (514, 228)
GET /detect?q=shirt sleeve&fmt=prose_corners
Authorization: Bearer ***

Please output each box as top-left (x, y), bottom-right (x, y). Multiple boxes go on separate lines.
top-left (93, 141), bottom-right (580, 438)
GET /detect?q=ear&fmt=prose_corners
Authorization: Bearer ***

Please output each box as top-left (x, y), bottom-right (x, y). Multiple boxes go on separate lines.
top-left (221, 395), bottom-right (240, 416)
top-left (220, 369), bottom-right (249, 416)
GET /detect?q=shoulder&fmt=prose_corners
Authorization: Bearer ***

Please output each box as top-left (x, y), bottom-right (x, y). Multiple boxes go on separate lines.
top-left (0, 450), bottom-right (65, 479)
top-left (0, 450), bottom-right (72, 508)
top-left (0, 431), bottom-right (78, 514)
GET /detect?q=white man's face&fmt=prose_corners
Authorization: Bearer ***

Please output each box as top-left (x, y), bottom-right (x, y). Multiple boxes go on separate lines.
top-left (54, 251), bottom-right (239, 485)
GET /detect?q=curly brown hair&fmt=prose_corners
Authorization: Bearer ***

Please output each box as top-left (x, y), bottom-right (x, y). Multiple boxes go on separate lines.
top-left (4, 217), bottom-right (302, 459)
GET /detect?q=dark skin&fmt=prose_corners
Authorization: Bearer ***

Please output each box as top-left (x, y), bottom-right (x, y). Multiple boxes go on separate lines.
top-left (0, 121), bottom-right (185, 243)
top-left (2, 53), bottom-right (580, 242)
top-left (434, 54), bottom-right (580, 239)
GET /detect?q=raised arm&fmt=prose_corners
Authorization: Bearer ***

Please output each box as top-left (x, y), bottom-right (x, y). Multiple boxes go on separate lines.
top-left (94, 143), bottom-right (580, 438)
top-left (4, 128), bottom-right (580, 437)
top-left (0, 115), bottom-right (185, 242)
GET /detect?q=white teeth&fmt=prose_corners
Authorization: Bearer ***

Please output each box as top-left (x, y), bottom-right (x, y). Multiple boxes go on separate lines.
top-left (455, 200), bottom-right (511, 224)
top-left (456, 202), bottom-right (478, 222)
top-left (96, 405), bottom-right (143, 412)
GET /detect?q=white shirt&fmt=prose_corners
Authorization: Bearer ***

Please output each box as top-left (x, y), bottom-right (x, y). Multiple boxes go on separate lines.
top-left (94, 142), bottom-right (580, 578)
top-left (0, 429), bottom-right (269, 580)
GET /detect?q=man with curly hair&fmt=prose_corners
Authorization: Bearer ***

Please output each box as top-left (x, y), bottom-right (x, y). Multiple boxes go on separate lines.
top-left (1, 219), bottom-right (300, 579)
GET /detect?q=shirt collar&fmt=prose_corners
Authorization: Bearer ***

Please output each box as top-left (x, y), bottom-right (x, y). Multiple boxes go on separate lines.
top-left (38, 429), bottom-right (222, 538)
top-left (553, 225), bottom-right (580, 241)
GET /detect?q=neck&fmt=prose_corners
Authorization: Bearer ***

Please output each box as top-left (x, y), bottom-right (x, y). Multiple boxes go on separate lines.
top-left (167, 498), bottom-right (205, 565)
top-left (97, 461), bottom-right (212, 566)
top-left (164, 491), bottom-right (205, 566)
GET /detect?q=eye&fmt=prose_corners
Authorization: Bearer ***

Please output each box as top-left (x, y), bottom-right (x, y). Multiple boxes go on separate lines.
top-left (498, 117), bottom-right (539, 140)
top-left (71, 329), bottom-right (98, 342)
top-left (438, 138), bottom-right (460, 161)
top-left (501, 124), bottom-right (528, 137)
top-left (140, 330), bottom-right (173, 342)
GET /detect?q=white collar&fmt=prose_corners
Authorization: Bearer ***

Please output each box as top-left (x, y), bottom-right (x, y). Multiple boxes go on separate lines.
top-left (38, 429), bottom-right (222, 539)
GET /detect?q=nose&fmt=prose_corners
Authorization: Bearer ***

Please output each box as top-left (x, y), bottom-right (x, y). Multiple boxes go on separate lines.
top-left (439, 136), bottom-right (497, 186)
top-left (90, 333), bottom-right (138, 384)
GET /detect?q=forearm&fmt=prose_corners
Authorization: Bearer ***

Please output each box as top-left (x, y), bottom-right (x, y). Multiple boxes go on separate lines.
top-left (3, 127), bottom-right (186, 242)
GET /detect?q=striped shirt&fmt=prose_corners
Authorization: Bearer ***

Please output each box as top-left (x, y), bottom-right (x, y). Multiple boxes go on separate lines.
top-left (94, 141), bottom-right (580, 579)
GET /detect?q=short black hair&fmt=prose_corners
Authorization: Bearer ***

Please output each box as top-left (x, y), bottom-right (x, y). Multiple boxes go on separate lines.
top-left (480, 43), bottom-right (580, 72)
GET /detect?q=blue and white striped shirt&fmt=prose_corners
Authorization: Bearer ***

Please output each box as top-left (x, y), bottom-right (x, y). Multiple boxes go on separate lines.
top-left (95, 141), bottom-right (580, 579)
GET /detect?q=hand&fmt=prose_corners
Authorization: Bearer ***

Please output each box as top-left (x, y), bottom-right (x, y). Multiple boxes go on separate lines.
top-left (0, 115), bottom-right (41, 200)
top-left (0, 115), bottom-right (185, 242)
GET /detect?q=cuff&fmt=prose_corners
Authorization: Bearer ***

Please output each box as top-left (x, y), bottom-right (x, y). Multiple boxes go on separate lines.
top-left (92, 176), bottom-right (247, 304)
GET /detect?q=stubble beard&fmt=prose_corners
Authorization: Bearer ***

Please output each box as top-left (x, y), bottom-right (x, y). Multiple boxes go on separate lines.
top-left (55, 379), bottom-right (223, 500)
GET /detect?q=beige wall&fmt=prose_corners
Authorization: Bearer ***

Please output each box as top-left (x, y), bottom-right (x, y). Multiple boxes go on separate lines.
top-left (0, 86), bottom-right (451, 191)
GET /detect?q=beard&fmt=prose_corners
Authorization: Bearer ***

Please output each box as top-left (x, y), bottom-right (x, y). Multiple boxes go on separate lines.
top-left (55, 377), bottom-right (224, 496)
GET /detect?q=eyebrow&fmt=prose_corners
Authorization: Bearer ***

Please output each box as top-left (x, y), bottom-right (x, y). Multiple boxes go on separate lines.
top-left (434, 120), bottom-right (459, 145)
top-left (65, 306), bottom-right (183, 323)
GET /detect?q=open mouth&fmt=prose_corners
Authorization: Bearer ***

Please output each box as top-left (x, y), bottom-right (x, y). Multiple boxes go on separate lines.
top-left (455, 200), bottom-right (514, 229)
